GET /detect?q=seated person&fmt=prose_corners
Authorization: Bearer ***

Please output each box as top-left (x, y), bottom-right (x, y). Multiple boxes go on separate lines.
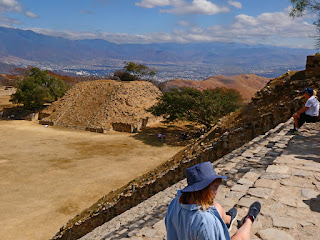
top-left (292, 87), bottom-right (319, 133)
top-left (165, 161), bottom-right (261, 240)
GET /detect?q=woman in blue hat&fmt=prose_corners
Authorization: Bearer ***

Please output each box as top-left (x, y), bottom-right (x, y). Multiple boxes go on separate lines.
top-left (165, 161), bottom-right (261, 240)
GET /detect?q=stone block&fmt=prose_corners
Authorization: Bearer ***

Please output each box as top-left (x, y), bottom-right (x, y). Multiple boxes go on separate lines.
top-left (280, 178), bottom-right (311, 188)
top-left (296, 165), bottom-right (320, 173)
top-left (225, 190), bottom-right (245, 201)
top-left (137, 227), bottom-right (158, 237)
top-left (299, 221), bottom-right (313, 227)
top-left (127, 229), bottom-right (140, 237)
top-left (266, 165), bottom-right (289, 174)
top-left (274, 143), bottom-right (287, 149)
top-left (242, 151), bottom-right (254, 158)
top-left (223, 162), bottom-right (237, 171)
top-left (313, 181), bottom-right (320, 191)
top-left (238, 178), bottom-right (254, 186)
top-left (242, 171), bottom-right (261, 182)
top-left (303, 162), bottom-right (320, 169)
top-left (247, 187), bottom-right (274, 199)
top-left (238, 197), bottom-right (263, 208)
top-left (272, 216), bottom-right (295, 229)
top-left (252, 146), bottom-right (263, 154)
top-left (301, 188), bottom-right (319, 199)
top-left (221, 198), bottom-right (236, 209)
top-left (265, 151), bottom-right (281, 157)
top-left (291, 170), bottom-right (312, 178)
top-left (247, 158), bottom-right (261, 163)
top-left (275, 196), bottom-right (297, 208)
top-left (152, 220), bottom-right (165, 230)
top-left (257, 228), bottom-right (294, 240)
top-left (254, 179), bottom-right (278, 189)
top-left (261, 173), bottom-right (290, 180)
top-left (231, 184), bottom-right (250, 193)
top-left (226, 180), bottom-right (236, 187)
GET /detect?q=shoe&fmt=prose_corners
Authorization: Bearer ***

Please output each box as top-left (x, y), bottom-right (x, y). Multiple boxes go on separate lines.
top-left (226, 207), bottom-right (238, 232)
top-left (240, 201), bottom-right (261, 226)
top-left (289, 129), bottom-right (298, 134)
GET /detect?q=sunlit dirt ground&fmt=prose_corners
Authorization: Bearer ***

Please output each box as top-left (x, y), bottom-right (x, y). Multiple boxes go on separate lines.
top-left (0, 120), bottom-right (183, 240)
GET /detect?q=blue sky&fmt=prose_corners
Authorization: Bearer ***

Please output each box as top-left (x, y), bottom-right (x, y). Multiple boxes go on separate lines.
top-left (0, 0), bottom-right (318, 48)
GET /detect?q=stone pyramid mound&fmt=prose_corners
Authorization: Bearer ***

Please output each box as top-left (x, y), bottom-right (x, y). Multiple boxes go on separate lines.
top-left (40, 80), bottom-right (161, 132)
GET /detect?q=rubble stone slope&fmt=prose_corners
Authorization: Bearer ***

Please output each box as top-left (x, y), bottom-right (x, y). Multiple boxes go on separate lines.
top-left (42, 80), bottom-right (161, 131)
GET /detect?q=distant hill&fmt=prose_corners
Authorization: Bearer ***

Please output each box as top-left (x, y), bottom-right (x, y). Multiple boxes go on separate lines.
top-left (0, 62), bottom-right (17, 75)
top-left (162, 74), bottom-right (270, 101)
top-left (0, 27), bottom-right (315, 76)
top-left (0, 74), bottom-right (16, 86)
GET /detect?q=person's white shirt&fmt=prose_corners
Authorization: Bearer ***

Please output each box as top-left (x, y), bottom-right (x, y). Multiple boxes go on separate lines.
top-left (305, 95), bottom-right (320, 116)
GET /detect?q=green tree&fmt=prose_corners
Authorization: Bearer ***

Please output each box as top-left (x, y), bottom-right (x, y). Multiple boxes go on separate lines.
top-left (290, 0), bottom-right (320, 46)
top-left (290, 0), bottom-right (320, 17)
top-left (114, 62), bottom-right (157, 81)
top-left (148, 87), bottom-right (243, 128)
top-left (10, 67), bottom-right (68, 109)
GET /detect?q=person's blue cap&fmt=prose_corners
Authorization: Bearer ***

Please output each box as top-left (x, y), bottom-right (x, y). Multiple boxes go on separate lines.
top-left (302, 87), bottom-right (313, 96)
top-left (181, 161), bottom-right (227, 193)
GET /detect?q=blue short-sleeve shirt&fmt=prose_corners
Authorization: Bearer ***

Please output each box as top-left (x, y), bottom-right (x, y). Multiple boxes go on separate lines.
top-left (165, 190), bottom-right (230, 240)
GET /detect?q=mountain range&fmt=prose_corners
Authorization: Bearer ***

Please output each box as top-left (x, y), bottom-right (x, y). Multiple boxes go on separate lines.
top-left (0, 26), bottom-right (315, 78)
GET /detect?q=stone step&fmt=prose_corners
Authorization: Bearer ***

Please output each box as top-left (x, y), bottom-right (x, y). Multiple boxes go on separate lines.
top-left (81, 118), bottom-right (317, 240)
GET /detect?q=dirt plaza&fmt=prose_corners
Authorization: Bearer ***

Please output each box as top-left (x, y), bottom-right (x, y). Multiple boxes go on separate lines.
top-left (0, 120), bottom-right (183, 240)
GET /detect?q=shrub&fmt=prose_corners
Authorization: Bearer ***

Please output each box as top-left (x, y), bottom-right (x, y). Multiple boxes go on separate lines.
top-left (10, 67), bottom-right (68, 109)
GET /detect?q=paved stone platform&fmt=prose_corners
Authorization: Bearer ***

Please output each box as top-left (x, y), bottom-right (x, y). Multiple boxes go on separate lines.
top-left (81, 119), bottom-right (320, 240)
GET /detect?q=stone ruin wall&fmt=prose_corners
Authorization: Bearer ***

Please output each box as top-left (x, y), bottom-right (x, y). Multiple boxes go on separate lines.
top-left (305, 55), bottom-right (320, 78)
top-left (112, 122), bottom-right (133, 132)
top-left (112, 116), bottom-right (161, 133)
top-left (39, 110), bottom-right (160, 133)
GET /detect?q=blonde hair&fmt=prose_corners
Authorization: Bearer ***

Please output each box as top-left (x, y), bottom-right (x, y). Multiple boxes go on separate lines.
top-left (179, 178), bottom-right (222, 211)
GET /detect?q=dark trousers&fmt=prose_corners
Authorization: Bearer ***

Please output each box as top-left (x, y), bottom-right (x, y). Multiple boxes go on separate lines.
top-left (296, 112), bottom-right (318, 129)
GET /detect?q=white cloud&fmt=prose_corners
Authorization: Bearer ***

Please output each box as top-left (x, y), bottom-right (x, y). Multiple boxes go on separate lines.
top-left (228, 0), bottom-right (241, 9)
top-left (135, 0), bottom-right (171, 8)
top-left (136, 0), bottom-right (229, 15)
top-left (235, 14), bottom-right (258, 26)
top-left (0, 15), bottom-right (21, 26)
top-left (178, 20), bottom-right (190, 27)
top-left (206, 8), bottom-right (317, 47)
top-left (0, 0), bottom-right (22, 13)
top-left (27, 8), bottom-right (317, 49)
top-left (0, 0), bottom-right (39, 26)
top-left (25, 11), bottom-right (39, 18)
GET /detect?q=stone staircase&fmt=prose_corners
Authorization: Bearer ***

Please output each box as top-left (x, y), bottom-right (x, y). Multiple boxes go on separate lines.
top-left (80, 118), bottom-right (320, 240)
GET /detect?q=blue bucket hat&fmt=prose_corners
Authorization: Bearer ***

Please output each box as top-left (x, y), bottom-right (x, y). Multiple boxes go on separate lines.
top-left (302, 87), bottom-right (313, 96)
top-left (181, 162), bottom-right (227, 193)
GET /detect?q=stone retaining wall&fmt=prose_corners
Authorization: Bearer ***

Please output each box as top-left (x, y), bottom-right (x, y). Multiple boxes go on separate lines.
top-left (305, 54), bottom-right (320, 77)
top-left (85, 127), bottom-right (107, 133)
top-left (112, 122), bottom-right (133, 132)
